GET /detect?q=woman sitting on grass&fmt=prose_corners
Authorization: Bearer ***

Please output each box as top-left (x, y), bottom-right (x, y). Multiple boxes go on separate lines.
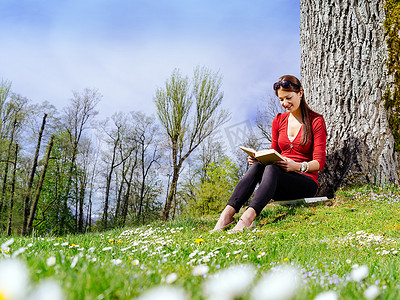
top-left (212, 75), bottom-right (327, 232)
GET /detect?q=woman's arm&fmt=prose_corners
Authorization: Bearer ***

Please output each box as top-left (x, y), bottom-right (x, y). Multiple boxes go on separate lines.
top-left (274, 158), bottom-right (320, 173)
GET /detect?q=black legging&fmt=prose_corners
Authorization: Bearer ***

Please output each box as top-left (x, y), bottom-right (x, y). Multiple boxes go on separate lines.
top-left (227, 162), bottom-right (318, 215)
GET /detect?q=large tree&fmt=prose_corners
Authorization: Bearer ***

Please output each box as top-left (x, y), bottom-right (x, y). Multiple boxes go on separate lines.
top-left (154, 66), bottom-right (230, 220)
top-left (300, 0), bottom-right (399, 197)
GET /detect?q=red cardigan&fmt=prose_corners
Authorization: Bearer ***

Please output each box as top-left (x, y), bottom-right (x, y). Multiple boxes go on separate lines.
top-left (270, 111), bottom-right (327, 184)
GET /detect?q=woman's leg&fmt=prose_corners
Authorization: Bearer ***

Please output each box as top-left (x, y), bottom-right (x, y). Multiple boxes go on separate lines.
top-left (212, 162), bottom-right (264, 230)
top-left (226, 162), bottom-right (265, 211)
top-left (249, 164), bottom-right (317, 215)
top-left (232, 164), bottom-right (317, 230)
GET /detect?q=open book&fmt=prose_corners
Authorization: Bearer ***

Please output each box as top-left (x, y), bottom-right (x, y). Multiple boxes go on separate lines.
top-left (240, 146), bottom-right (284, 165)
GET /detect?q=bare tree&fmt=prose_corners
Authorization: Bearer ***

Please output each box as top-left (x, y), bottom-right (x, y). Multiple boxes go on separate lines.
top-left (0, 80), bottom-right (11, 137)
top-left (256, 95), bottom-right (285, 144)
top-left (61, 88), bottom-right (100, 234)
top-left (21, 113), bottom-right (47, 236)
top-left (26, 135), bottom-right (54, 235)
top-left (131, 112), bottom-right (162, 221)
top-left (154, 66), bottom-right (230, 220)
top-left (100, 112), bottom-right (135, 229)
top-left (6, 144), bottom-right (18, 236)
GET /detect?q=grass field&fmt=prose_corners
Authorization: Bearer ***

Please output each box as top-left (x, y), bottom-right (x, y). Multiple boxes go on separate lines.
top-left (1, 184), bottom-right (400, 299)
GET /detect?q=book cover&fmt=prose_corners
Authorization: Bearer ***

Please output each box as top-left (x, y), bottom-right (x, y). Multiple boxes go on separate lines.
top-left (239, 146), bottom-right (284, 165)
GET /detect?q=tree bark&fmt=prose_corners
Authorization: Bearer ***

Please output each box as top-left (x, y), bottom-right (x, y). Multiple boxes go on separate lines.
top-left (300, 0), bottom-right (399, 197)
top-left (26, 135), bottom-right (54, 235)
top-left (22, 113), bottom-right (47, 235)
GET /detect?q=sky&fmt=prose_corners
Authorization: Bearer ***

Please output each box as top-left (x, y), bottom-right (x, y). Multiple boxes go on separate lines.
top-left (0, 0), bottom-right (301, 137)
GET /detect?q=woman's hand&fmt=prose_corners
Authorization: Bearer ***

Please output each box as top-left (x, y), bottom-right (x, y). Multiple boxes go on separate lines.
top-left (248, 156), bottom-right (257, 166)
top-left (274, 157), bottom-right (301, 172)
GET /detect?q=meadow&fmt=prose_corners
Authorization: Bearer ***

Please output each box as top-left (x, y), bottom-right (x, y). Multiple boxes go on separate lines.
top-left (1, 184), bottom-right (400, 299)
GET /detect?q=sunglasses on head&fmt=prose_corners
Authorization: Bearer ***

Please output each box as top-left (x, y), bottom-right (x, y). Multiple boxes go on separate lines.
top-left (273, 80), bottom-right (299, 90)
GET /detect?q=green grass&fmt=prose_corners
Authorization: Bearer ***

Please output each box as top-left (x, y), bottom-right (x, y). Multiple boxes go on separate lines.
top-left (2, 184), bottom-right (400, 299)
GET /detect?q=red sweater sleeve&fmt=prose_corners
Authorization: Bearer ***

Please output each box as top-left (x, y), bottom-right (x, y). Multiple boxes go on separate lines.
top-left (270, 113), bottom-right (281, 152)
top-left (311, 115), bottom-right (327, 170)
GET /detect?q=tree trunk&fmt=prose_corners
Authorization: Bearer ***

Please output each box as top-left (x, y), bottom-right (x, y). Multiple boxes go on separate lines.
top-left (114, 167), bottom-right (125, 223)
top-left (103, 136), bottom-right (119, 229)
top-left (78, 176), bottom-right (85, 233)
top-left (121, 157), bottom-right (136, 226)
top-left (163, 166), bottom-right (179, 221)
top-left (22, 113), bottom-right (47, 235)
top-left (7, 144), bottom-right (18, 236)
top-left (60, 143), bottom-right (77, 235)
top-left (0, 118), bottom-right (17, 219)
top-left (300, 0), bottom-right (399, 197)
top-left (26, 135), bottom-right (54, 235)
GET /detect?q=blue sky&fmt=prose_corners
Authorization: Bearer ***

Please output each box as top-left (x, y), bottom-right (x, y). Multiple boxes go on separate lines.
top-left (0, 0), bottom-right (300, 124)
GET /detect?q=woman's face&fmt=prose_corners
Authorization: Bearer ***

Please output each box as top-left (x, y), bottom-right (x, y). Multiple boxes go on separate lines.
top-left (277, 89), bottom-right (303, 113)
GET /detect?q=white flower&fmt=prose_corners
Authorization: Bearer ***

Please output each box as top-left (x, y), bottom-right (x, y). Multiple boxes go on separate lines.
top-left (70, 256), bottom-right (79, 268)
top-left (111, 259), bottom-right (122, 266)
top-left (192, 264), bottom-right (209, 276)
top-left (0, 259), bottom-right (29, 300)
top-left (132, 259), bottom-right (140, 266)
top-left (102, 247), bottom-right (112, 251)
top-left (1, 238), bottom-right (14, 250)
top-left (27, 280), bottom-right (63, 300)
top-left (165, 273), bottom-right (178, 284)
top-left (137, 286), bottom-right (187, 300)
top-left (314, 291), bottom-right (338, 300)
top-left (12, 247), bottom-right (27, 258)
top-left (47, 256), bottom-right (56, 266)
top-left (1, 238), bottom-right (14, 257)
top-left (364, 285), bottom-right (380, 300)
top-left (204, 264), bottom-right (256, 300)
top-left (251, 265), bottom-right (301, 300)
top-left (350, 265), bottom-right (369, 282)
top-left (61, 242), bottom-right (68, 246)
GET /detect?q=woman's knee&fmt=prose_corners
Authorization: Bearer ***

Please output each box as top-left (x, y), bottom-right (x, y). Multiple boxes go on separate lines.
top-left (263, 164), bottom-right (281, 176)
top-left (244, 161), bottom-right (265, 177)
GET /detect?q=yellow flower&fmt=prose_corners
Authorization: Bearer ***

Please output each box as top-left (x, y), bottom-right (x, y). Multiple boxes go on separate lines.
top-left (109, 239), bottom-right (114, 243)
top-left (117, 240), bottom-right (123, 244)
top-left (194, 238), bottom-right (205, 244)
top-left (283, 258), bottom-right (289, 262)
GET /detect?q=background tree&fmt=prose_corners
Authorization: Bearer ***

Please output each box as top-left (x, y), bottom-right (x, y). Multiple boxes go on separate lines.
top-left (61, 88), bottom-right (100, 234)
top-left (300, 0), bottom-right (399, 197)
top-left (21, 113), bottom-right (47, 236)
top-left (0, 94), bottom-right (27, 228)
top-left (154, 66), bottom-right (230, 220)
top-left (130, 112), bottom-right (162, 223)
top-left (99, 112), bottom-right (135, 229)
top-left (185, 157), bottom-right (239, 217)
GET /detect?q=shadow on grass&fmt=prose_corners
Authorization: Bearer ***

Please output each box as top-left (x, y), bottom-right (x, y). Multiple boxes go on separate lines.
top-left (258, 205), bottom-right (299, 226)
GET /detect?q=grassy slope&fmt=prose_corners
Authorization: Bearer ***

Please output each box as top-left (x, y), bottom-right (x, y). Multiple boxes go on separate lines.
top-left (2, 184), bottom-right (400, 299)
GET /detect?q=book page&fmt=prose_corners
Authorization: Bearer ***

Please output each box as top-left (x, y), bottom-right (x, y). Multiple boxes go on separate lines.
top-left (239, 146), bottom-right (256, 157)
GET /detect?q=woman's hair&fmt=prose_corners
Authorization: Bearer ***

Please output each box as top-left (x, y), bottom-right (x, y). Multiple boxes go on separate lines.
top-left (274, 75), bottom-right (315, 145)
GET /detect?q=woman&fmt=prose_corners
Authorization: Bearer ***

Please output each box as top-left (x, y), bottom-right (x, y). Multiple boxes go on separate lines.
top-left (212, 75), bottom-right (327, 232)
